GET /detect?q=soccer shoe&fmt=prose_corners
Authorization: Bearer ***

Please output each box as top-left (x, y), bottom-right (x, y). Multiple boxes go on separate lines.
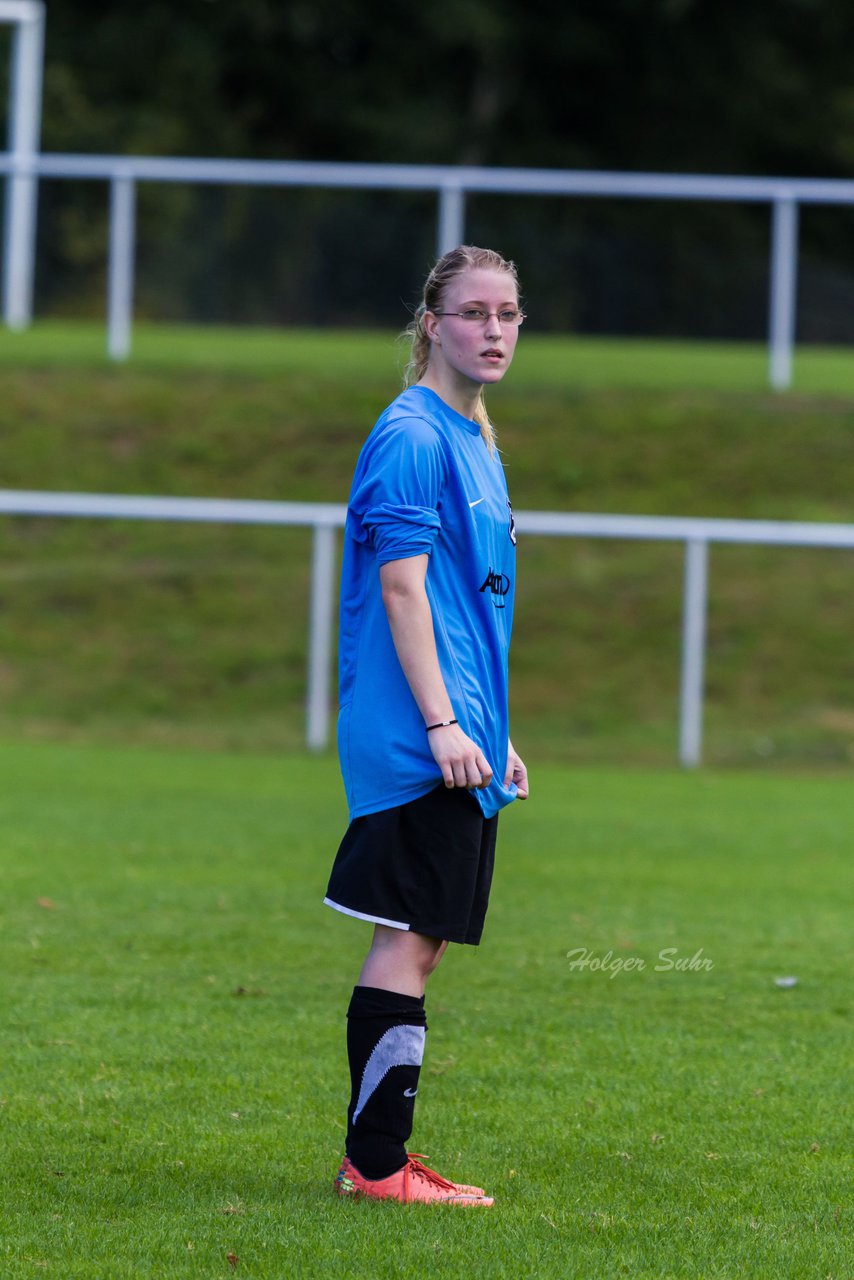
top-left (334, 1153), bottom-right (494, 1206)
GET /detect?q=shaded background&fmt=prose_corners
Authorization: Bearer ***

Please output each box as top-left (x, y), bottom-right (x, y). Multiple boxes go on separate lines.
top-left (5, 0), bottom-right (854, 336)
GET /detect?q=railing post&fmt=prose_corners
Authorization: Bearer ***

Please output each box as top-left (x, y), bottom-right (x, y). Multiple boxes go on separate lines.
top-left (437, 184), bottom-right (465, 256)
top-left (306, 523), bottom-right (336, 751)
top-left (1, 1), bottom-right (45, 330)
top-left (679, 537), bottom-right (708, 768)
top-left (768, 195), bottom-right (799, 391)
top-left (107, 172), bottom-right (136, 360)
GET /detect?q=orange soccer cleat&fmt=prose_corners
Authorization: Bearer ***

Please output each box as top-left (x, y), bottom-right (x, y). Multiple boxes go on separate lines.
top-left (334, 1153), bottom-right (494, 1206)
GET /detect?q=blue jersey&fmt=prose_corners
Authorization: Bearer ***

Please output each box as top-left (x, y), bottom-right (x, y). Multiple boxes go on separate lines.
top-left (337, 385), bottom-right (518, 820)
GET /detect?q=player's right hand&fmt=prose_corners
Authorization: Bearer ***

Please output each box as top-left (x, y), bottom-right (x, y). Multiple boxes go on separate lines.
top-left (428, 724), bottom-right (493, 790)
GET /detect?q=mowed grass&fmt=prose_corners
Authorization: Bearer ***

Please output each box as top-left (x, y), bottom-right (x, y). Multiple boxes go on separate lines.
top-left (1, 740), bottom-right (850, 1279)
top-left (3, 319), bottom-right (854, 394)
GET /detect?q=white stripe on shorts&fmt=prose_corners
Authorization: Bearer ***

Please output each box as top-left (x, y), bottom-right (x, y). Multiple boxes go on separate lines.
top-left (322, 896), bottom-right (411, 931)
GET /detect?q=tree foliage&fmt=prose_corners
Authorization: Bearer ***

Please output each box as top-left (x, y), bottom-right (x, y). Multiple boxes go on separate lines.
top-left (32, 0), bottom-right (854, 173)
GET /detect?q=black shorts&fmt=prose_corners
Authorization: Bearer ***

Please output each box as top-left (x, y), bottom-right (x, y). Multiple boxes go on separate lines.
top-left (323, 784), bottom-right (499, 946)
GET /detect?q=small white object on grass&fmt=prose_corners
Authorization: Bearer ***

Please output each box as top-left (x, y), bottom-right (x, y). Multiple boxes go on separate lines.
top-left (774, 976), bottom-right (798, 988)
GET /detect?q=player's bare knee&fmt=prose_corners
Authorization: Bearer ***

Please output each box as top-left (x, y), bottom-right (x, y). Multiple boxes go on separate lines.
top-left (418, 936), bottom-right (447, 977)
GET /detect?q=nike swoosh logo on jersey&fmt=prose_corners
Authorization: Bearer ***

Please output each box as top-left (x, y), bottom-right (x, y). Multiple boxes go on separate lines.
top-left (468, 497), bottom-right (485, 509)
top-left (403, 1087), bottom-right (418, 1097)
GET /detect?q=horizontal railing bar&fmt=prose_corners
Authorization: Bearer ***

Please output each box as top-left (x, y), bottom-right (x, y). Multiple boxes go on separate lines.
top-left (4, 154), bottom-right (854, 206)
top-left (516, 510), bottom-right (854, 548)
top-left (0, 489), bottom-right (347, 527)
top-left (3, 490), bottom-right (854, 549)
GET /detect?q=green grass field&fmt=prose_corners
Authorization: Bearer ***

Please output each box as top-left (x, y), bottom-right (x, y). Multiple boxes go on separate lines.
top-left (1, 740), bottom-right (850, 1279)
top-left (3, 320), bottom-right (854, 395)
top-left (2, 326), bottom-right (852, 1274)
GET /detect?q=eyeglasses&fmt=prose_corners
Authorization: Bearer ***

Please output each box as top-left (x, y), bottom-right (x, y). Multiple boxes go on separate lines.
top-left (431, 308), bottom-right (526, 327)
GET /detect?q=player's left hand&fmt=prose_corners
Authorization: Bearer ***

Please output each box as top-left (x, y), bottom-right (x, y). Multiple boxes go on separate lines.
top-left (504, 739), bottom-right (529, 799)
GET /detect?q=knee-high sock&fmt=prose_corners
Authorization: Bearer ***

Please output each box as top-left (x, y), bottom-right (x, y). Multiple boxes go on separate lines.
top-left (345, 984), bottom-right (427, 1180)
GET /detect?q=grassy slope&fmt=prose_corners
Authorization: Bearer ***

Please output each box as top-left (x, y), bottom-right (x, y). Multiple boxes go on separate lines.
top-left (2, 323), bottom-right (854, 765)
top-left (0, 741), bottom-right (850, 1278)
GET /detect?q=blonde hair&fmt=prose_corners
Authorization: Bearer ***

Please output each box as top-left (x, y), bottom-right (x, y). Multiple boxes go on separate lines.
top-left (402, 245), bottom-right (521, 454)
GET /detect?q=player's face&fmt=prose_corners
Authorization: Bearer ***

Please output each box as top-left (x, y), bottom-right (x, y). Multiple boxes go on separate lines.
top-left (426, 268), bottom-right (521, 389)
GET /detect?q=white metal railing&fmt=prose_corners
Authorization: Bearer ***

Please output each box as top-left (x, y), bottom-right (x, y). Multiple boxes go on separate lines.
top-left (2, 3), bottom-right (853, 386)
top-left (6, 154), bottom-right (854, 383)
top-left (4, 488), bottom-right (854, 765)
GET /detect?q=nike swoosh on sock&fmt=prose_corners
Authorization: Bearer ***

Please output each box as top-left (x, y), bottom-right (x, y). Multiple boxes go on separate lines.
top-left (352, 1024), bottom-right (426, 1125)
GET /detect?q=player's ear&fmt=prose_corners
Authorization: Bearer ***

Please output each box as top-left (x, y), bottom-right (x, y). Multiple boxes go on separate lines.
top-left (423, 310), bottom-right (441, 343)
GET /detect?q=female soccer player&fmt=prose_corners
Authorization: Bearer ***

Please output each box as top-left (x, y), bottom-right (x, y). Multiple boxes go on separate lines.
top-left (325, 245), bottom-right (528, 1206)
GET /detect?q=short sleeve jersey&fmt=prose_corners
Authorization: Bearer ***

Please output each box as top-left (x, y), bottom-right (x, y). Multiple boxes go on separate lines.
top-left (337, 385), bottom-right (518, 820)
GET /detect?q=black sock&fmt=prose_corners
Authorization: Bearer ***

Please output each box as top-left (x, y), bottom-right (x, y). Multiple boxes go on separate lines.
top-left (345, 984), bottom-right (428, 1181)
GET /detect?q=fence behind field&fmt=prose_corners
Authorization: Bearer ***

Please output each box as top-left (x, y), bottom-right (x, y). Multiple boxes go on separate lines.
top-left (5, 4), bottom-right (854, 384)
top-left (4, 487), bottom-right (854, 766)
top-left (0, 152), bottom-right (840, 388)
